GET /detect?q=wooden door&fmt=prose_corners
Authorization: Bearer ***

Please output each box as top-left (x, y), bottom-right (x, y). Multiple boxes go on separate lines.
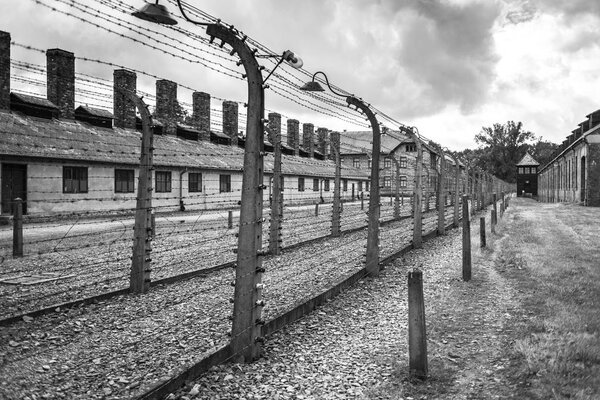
top-left (1, 164), bottom-right (27, 215)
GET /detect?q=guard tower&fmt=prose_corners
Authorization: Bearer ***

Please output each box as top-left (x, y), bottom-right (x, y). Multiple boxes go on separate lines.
top-left (516, 152), bottom-right (539, 197)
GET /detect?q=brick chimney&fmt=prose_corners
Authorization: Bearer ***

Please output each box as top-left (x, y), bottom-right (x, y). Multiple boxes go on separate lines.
top-left (113, 69), bottom-right (136, 129)
top-left (287, 119), bottom-right (300, 156)
top-left (192, 91), bottom-right (210, 141)
top-left (47, 48), bottom-right (75, 119)
top-left (222, 100), bottom-right (238, 145)
top-left (268, 112), bottom-right (281, 144)
top-left (302, 123), bottom-right (314, 157)
top-left (330, 131), bottom-right (340, 160)
top-left (155, 79), bottom-right (178, 135)
top-left (0, 31), bottom-right (10, 111)
top-left (317, 127), bottom-right (328, 157)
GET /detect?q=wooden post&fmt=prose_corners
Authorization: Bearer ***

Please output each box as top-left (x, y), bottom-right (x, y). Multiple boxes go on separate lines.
top-left (361, 194), bottom-right (364, 210)
top-left (501, 191), bottom-right (505, 217)
top-left (450, 154), bottom-right (460, 228)
top-left (408, 268), bottom-right (428, 379)
top-left (315, 203), bottom-right (319, 216)
top-left (492, 193), bottom-right (498, 226)
top-left (127, 91), bottom-right (153, 294)
top-left (228, 210), bottom-right (233, 229)
top-left (208, 24), bottom-right (265, 362)
top-left (268, 119), bottom-right (282, 256)
top-left (480, 217), bottom-right (486, 248)
top-left (410, 130), bottom-right (423, 248)
top-left (462, 195), bottom-right (471, 281)
top-left (491, 210), bottom-right (496, 234)
top-left (12, 198), bottom-right (23, 258)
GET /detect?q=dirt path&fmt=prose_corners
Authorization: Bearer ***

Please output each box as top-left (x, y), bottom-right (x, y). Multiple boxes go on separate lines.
top-left (168, 202), bottom-right (534, 399)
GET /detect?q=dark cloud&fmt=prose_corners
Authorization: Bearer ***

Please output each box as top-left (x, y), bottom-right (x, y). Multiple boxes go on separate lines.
top-left (394, 1), bottom-right (502, 115)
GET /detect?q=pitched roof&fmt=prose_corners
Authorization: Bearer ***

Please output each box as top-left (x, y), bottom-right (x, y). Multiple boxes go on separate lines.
top-left (339, 130), bottom-right (409, 155)
top-left (75, 105), bottom-right (114, 119)
top-left (10, 92), bottom-right (59, 110)
top-left (0, 111), bottom-right (369, 179)
top-left (516, 152), bottom-right (539, 166)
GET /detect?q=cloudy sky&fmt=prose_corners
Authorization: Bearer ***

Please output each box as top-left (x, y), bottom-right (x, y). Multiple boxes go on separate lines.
top-left (1, 0), bottom-right (599, 150)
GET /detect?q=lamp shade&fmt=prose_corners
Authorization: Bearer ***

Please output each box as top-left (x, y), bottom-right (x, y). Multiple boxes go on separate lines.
top-left (299, 81), bottom-right (325, 92)
top-left (132, 2), bottom-right (178, 25)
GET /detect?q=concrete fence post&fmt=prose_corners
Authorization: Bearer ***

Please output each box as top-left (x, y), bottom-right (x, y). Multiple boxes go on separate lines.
top-left (480, 216), bottom-right (486, 248)
top-left (462, 195), bottom-right (471, 282)
top-left (408, 268), bottom-right (428, 379)
top-left (12, 198), bottom-right (23, 258)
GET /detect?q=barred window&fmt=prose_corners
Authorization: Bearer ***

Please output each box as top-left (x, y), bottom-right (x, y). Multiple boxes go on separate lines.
top-left (189, 173), bottom-right (202, 192)
top-left (156, 171), bottom-right (172, 193)
top-left (63, 166), bottom-right (88, 193)
top-left (298, 177), bottom-right (305, 192)
top-left (313, 178), bottom-right (319, 191)
top-left (324, 179), bottom-right (330, 191)
top-left (115, 169), bottom-right (134, 193)
top-left (219, 174), bottom-right (231, 193)
top-left (400, 157), bottom-right (407, 168)
top-left (400, 176), bottom-right (408, 188)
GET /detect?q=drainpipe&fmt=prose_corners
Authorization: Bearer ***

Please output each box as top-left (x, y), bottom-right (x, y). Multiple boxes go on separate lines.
top-left (179, 168), bottom-right (187, 211)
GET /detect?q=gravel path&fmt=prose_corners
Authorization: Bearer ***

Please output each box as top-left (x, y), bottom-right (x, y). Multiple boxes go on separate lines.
top-left (170, 203), bottom-right (521, 400)
top-left (0, 205), bottom-right (443, 400)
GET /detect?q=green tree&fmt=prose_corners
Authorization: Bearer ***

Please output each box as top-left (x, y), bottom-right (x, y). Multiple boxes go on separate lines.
top-left (527, 138), bottom-right (559, 168)
top-left (473, 121), bottom-right (536, 183)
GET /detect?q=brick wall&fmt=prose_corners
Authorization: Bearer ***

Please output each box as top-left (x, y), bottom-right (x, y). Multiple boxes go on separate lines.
top-left (222, 100), bottom-right (238, 145)
top-left (317, 127), bottom-right (328, 157)
top-left (287, 119), bottom-right (299, 156)
top-left (47, 48), bottom-right (75, 119)
top-left (192, 91), bottom-right (211, 141)
top-left (0, 31), bottom-right (10, 110)
top-left (155, 79), bottom-right (178, 135)
top-left (587, 141), bottom-right (600, 206)
top-left (302, 123), bottom-right (314, 157)
top-left (268, 112), bottom-right (281, 144)
top-left (113, 69), bottom-right (137, 129)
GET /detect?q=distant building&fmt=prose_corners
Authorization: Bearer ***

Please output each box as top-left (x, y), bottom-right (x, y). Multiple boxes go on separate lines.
top-left (516, 152), bottom-right (539, 197)
top-left (537, 109), bottom-right (600, 206)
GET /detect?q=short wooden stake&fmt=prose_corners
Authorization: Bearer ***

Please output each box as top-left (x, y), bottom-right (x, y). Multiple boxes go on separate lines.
top-left (228, 210), bottom-right (233, 229)
top-left (315, 203), bottom-right (319, 216)
top-left (408, 268), bottom-right (428, 379)
top-left (13, 198), bottom-right (23, 258)
top-left (462, 195), bottom-right (471, 281)
top-left (361, 196), bottom-right (364, 211)
top-left (491, 210), bottom-right (496, 234)
top-left (480, 217), bottom-right (486, 248)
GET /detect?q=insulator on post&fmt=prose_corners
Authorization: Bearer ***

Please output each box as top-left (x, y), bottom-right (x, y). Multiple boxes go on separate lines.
top-left (230, 280), bottom-right (236, 286)
top-left (256, 266), bottom-right (265, 273)
top-left (257, 249), bottom-right (269, 257)
top-left (231, 263), bottom-right (237, 269)
top-left (258, 184), bottom-right (267, 190)
top-left (256, 283), bottom-right (264, 289)
top-left (255, 318), bottom-right (265, 325)
top-left (232, 248), bottom-right (238, 254)
top-left (242, 73), bottom-right (247, 79)
top-left (209, 36), bottom-right (215, 44)
top-left (259, 66), bottom-right (265, 70)
top-left (255, 300), bottom-right (266, 307)
top-left (236, 59), bottom-right (242, 66)
top-left (255, 336), bottom-right (265, 343)
top-left (229, 48), bottom-right (236, 56)
top-left (228, 315), bottom-right (233, 320)
top-left (263, 84), bottom-right (270, 89)
top-left (229, 298), bottom-right (235, 303)
top-left (219, 39), bottom-right (226, 48)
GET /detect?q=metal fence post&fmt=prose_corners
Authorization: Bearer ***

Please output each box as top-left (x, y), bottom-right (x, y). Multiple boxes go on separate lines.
top-left (462, 195), bottom-right (471, 281)
top-left (408, 268), bottom-right (428, 379)
top-left (12, 198), bottom-right (23, 258)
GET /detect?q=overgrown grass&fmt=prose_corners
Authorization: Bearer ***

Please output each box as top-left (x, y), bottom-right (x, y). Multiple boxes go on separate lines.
top-left (498, 199), bottom-right (600, 399)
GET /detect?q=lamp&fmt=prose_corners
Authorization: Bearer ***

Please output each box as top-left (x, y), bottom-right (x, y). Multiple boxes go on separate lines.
top-left (132, 1), bottom-right (178, 25)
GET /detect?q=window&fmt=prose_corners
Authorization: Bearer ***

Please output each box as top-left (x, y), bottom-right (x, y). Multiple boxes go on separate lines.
top-left (219, 174), bottom-right (231, 193)
top-left (298, 177), bottom-right (305, 192)
top-left (400, 176), bottom-right (407, 188)
top-left (313, 178), bottom-right (319, 191)
top-left (384, 158), bottom-right (391, 169)
top-left (353, 158), bottom-right (360, 168)
top-left (406, 144), bottom-right (416, 152)
top-left (384, 176), bottom-right (391, 187)
top-left (115, 169), bottom-right (134, 193)
top-left (343, 179), bottom-right (348, 192)
top-left (358, 181), bottom-right (363, 191)
top-left (400, 157), bottom-right (407, 168)
top-left (365, 181), bottom-right (370, 191)
top-left (518, 167), bottom-right (524, 174)
top-left (156, 171), bottom-right (172, 193)
top-left (324, 179), bottom-right (330, 191)
top-left (430, 154), bottom-right (437, 168)
top-left (189, 172), bottom-right (202, 193)
top-left (367, 159), bottom-right (372, 169)
top-left (63, 166), bottom-right (88, 193)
